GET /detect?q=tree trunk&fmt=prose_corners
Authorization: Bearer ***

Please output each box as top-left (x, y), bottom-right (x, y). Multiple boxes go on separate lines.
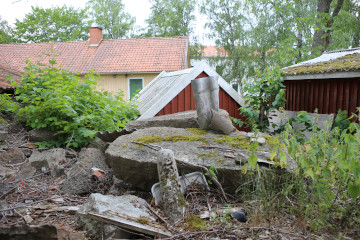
top-left (312, 0), bottom-right (332, 54)
top-left (312, 0), bottom-right (345, 54)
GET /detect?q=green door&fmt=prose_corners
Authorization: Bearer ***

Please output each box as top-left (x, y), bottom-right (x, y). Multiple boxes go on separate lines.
top-left (129, 79), bottom-right (143, 99)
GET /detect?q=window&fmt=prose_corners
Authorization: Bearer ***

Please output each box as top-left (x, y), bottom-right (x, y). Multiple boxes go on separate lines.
top-left (128, 78), bottom-right (144, 99)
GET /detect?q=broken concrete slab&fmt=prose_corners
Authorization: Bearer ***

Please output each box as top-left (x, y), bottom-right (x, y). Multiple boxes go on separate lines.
top-left (29, 148), bottom-right (67, 170)
top-left (105, 127), bottom-right (297, 192)
top-left (124, 110), bottom-right (200, 131)
top-left (77, 193), bottom-right (170, 239)
top-left (61, 148), bottom-right (110, 195)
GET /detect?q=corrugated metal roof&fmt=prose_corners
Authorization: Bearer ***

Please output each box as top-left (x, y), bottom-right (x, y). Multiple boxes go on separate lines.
top-left (283, 48), bottom-right (360, 76)
top-left (137, 63), bottom-right (245, 120)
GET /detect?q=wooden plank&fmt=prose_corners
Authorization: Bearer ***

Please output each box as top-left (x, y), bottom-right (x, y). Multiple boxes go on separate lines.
top-left (296, 81), bottom-right (301, 111)
top-left (190, 84), bottom-right (196, 110)
top-left (184, 85), bottom-right (191, 111)
top-left (344, 80), bottom-right (350, 114)
top-left (309, 80), bottom-right (314, 112)
top-left (324, 80), bottom-right (330, 113)
top-left (329, 79), bottom-right (337, 114)
top-left (221, 89), bottom-right (229, 111)
top-left (83, 212), bottom-right (172, 238)
top-left (318, 80), bottom-right (324, 113)
top-left (350, 79), bottom-right (358, 115)
top-left (164, 102), bottom-right (172, 115)
top-left (313, 81), bottom-right (319, 113)
top-left (304, 81), bottom-right (309, 112)
top-left (229, 98), bottom-right (236, 118)
top-left (178, 89), bottom-right (185, 112)
top-left (337, 80), bottom-right (344, 112)
top-left (156, 109), bottom-right (164, 116)
top-left (171, 95), bottom-right (178, 113)
top-left (299, 81), bottom-right (305, 111)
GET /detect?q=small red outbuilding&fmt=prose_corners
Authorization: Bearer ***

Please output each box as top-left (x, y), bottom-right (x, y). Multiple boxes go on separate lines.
top-left (137, 63), bottom-right (249, 131)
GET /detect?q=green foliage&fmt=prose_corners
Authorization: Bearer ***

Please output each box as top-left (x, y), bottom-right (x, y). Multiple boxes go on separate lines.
top-left (237, 113), bottom-right (360, 233)
top-left (86, 0), bottom-right (135, 39)
top-left (280, 115), bottom-right (360, 231)
top-left (287, 111), bottom-right (313, 143)
top-left (332, 109), bottom-right (351, 132)
top-left (13, 58), bottom-right (139, 148)
top-left (0, 17), bottom-right (15, 44)
top-left (239, 67), bottom-right (286, 134)
top-left (144, 0), bottom-right (196, 37)
top-left (12, 6), bottom-right (89, 43)
top-left (0, 93), bottom-right (19, 113)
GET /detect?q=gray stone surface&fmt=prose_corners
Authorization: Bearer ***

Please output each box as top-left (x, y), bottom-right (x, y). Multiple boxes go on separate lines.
top-left (0, 148), bottom-right (26, 164)
top-left (0, 130), bottom-right (7, 141)
top-left (269, 110), bottom-right (334, 137)
top-left (62, 148), bottom-right (109, 195)
top-left (157, 149), bottom-right (185, 222)
top-left (28, 128), bottom-right (58, 142)
top-left (105, 127), bottom-right (297, 191)
top-left (77, 193), bottom-right (155, 239)
top-left (15, 163), bottom-right (36, 181)
top-left (29, 148), bottom-right (66, 170)
top-left (124, 110), bottom-right (200, 131)
top-left (87, 139), bottom-right (108, 152)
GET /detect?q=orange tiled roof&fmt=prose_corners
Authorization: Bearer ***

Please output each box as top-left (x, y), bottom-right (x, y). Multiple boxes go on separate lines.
top-left (0, 36), bottom-right (188, 86)
top-left (202, 46), bottom-right (228, 57)
top-left (0, 59), bottom-right (22, 89)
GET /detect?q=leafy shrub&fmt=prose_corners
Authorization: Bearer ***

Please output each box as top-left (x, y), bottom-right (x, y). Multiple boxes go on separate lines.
top-left (282, 115), bottom-right (360, 231)
top-left (0, 93), bottom-right (19, 113)
top-left (12, 59), bottom-right (139, 148)
top-left (238, 66), bottom-right (286, 134)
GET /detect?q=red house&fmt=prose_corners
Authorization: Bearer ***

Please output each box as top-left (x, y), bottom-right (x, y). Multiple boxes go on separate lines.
top-left (137, 63), bottom-right (250, 131)
top-left (283, 48), bottom-right (360, 116)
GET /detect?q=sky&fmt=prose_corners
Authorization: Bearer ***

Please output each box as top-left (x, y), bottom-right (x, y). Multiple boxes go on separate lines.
top-left (0, 0), bottom-right (211, 44)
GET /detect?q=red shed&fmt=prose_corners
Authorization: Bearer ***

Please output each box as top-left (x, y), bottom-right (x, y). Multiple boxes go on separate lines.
top-left (137, 63), bottom-right (250, 131)
top-left (283, 48), bottom-right (360, 116)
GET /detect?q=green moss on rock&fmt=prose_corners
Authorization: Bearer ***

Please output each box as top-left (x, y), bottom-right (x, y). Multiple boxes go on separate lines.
top-left (185, 128), bottom-right (208, 135)
top-left (263, 135), bottom-right (280, 148)
top-left (0, 116), bottom-right (8, 125)
top-left (213, 135), bottom-right (250, 149)
top-left (198, 152), bottom-right (220, 158)
top-left (134, 134), bottom-right (208, 145)
top-left (184, 214), bottom-right (207, 232)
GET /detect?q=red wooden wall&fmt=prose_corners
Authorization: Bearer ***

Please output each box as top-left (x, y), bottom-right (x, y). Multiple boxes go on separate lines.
top-left (284, 78), bottom-right (360, 116)
top-left (155, 71), bottom-right (250, 131)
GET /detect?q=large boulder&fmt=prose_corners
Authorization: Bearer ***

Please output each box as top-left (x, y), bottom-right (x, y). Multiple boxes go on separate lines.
top-left (105, 127), bottom-right (296, 192)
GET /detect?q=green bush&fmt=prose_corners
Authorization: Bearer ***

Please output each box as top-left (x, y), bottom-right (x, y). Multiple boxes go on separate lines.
top-left (0, 93), bottom-right (19, 113)
top-left (238, 66), bottom-right (286, 134)
top-left (12, 59), bottom-right (139, 148)
top-left (281, 115), bottom-right (360, 231)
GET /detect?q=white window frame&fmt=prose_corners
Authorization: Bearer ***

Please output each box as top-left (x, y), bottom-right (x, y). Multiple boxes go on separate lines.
top-left (128, 77), bottom-right (144, 100)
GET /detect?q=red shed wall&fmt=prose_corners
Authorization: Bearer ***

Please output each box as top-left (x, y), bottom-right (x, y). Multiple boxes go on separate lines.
top-left (155, 71), bottom-right (250, 131)
top-left (284, 78), bottom-right (360, 116)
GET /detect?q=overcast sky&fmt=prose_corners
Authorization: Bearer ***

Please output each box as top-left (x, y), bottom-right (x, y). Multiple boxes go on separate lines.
top-left (0, 0), bottom-right (211, 44)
